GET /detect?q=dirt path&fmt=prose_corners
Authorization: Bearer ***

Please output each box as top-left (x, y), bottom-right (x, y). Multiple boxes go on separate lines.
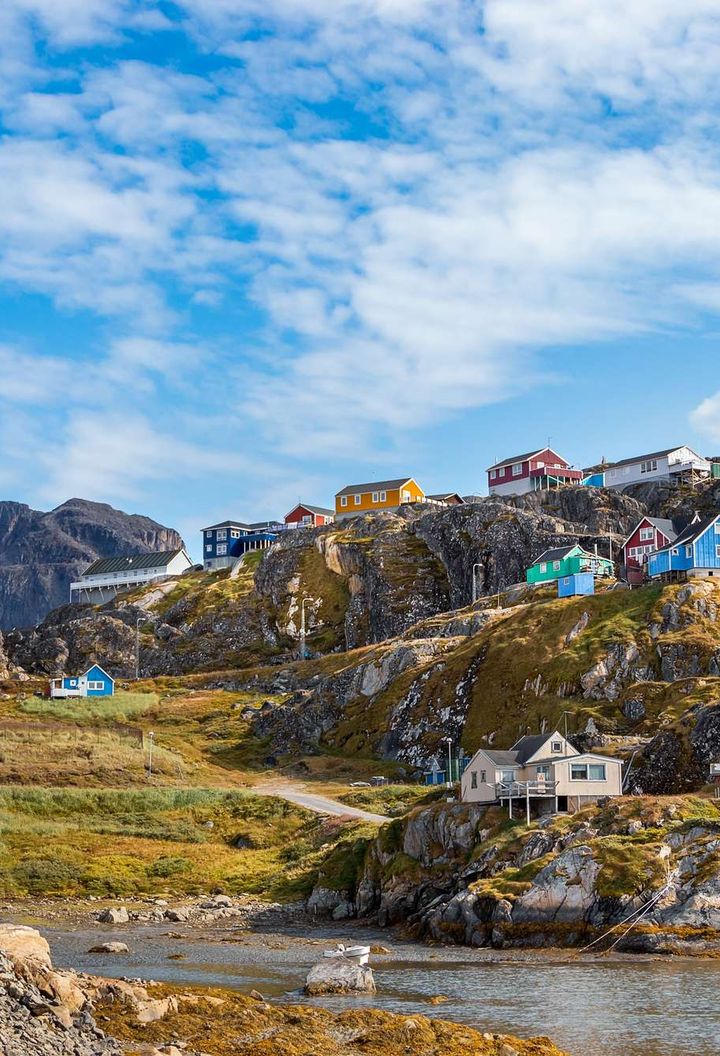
top-left (254, 779), bottom-right (390, 824)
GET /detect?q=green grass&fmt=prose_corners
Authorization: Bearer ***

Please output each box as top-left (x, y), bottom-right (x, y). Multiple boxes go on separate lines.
top-left (337, 784), bottom-right (440, 816)
top-left (18, 691), bottom-right (158, 724)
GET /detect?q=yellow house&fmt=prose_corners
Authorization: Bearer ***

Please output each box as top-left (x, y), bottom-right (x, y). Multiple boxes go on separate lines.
top-left (335, 477), bottom-right (425, 519)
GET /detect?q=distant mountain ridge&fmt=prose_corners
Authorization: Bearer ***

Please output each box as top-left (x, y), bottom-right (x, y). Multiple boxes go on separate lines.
top-left (0, 498), bottom-right (183, 630)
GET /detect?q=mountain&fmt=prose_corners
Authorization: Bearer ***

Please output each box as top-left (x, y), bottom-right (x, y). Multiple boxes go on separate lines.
top-left (0, 498), bottom-right (183, 630)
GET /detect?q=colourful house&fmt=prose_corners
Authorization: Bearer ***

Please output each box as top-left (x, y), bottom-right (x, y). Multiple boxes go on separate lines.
top-left (50, 664), bottom-right (115, 699)
top-left (558, 572), bottom-right (595, 597)
top-left (335, 478), bottom-right (425, 520)
top-left (202, 520), bottom-right (284, 570)
top-left (487, 448), bottom-right (582, 496)
top-left (646, 513), bottom-right (720, 582)
top-left (284, 503), bottom-right (335, 529)
top-left (585, 446), bottom-right (710, 491)
top-left (621, 516), bottom-right (677, 585)
top-left (526, 544), bottom-right (613, 585)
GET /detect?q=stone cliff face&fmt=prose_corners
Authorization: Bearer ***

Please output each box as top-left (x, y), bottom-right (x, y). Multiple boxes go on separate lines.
top-left (0, 499), bottom-right (182, 631)
top-left (311, 795), bottom-right (720, 954)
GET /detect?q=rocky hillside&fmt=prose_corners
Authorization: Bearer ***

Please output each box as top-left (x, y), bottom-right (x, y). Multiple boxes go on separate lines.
top-left (309, 794), bottom-right (720, 955)
top-left (0, 499), bottom-right (182, 631)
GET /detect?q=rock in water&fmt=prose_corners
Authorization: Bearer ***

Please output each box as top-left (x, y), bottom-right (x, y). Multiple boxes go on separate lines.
top-left (87, 942), bottom-right (129, 954)
top-left (304, 956), bottom-right (376, 995)
top-left (96, 907), bottom-right (129, 924)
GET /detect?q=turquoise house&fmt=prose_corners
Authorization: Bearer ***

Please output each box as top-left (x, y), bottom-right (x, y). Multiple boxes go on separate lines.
top-left (526, 545), bottom-right (613, 585)
top-left (647, 514), bottom-right (720, 581)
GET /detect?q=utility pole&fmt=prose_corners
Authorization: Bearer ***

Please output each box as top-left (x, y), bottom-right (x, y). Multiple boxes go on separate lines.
top-left (472, 562), bottom-right (482, 605)
top-left (299, 598), bottom-right (311, 660)
top-left (443, 735), bottom-right (452, 788)
top-left (147, 730), bottom-right (155, 780)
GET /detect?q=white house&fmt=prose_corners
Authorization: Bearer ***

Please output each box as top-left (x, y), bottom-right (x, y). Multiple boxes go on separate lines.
top-left (460, 731), bottom-right (623, 817)
top-left (70, 548), bottom-right (193, 604)
top-left (596, 447), bottom-right (710, 491)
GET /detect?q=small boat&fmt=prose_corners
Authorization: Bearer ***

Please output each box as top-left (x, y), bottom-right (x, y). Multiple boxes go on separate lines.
top-left (323, 943), bottom-right (370, 966)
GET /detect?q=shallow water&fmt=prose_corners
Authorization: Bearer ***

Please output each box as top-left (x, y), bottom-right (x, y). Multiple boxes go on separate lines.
top-left (41, 920), bottom-right (720, 1056)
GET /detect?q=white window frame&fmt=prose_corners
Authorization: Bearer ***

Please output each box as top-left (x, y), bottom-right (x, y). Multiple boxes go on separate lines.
top-left (216, 543), bottom-right (227, 556)
top-left (551, 740), bottom-right (562, 753)
top-left (553, 560), bottom-right (561, 571)
top-left (216, 529), bottom-right (227, 541)
top-left (588, 764), bottom-right (607, 781)
top-left (671, 547), bottom-right (679, 556)
top-left (716, 545), bottom-right (720, 559)
top-left (354, 494), bottom-right (362, 505)
top-left (512, 462), bottom-right (523, 476)
top-left (231, 530), bottom-right (240, 538)
top-left (340, 495), bottom-right (348, 507)
top-left (379, 490), bottom-right (386, 502)
top-left (570, 763), bottom-right (589, 780)
top-left (639, 527), bottom-right (654, 541)
top-left (499, 769), bottom-right (516, 784)
top-left (205, 544), bottom-right (212, 553)
top-left (205, 531), bottom-right (212, 538)
top-left (401, 490), bottom-right (411, 502)
top-left (490, 469), bottom-right (496, 479)
top-left (87, 680), bottom-right (104, 691)
top-left (686, 545), bottom-right (693, 558)
top-left (536, 764), bottom-right (551, 778)
top-left (539, 562), bottom-right (547, 572)
top-left (372, 492), bottom-right (379, 502)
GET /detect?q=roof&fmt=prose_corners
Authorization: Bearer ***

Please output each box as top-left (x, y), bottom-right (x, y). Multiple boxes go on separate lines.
top-left (481, 749), bottom-right (520, 766)
top-left (81, 550), bottom-right (186, 577)
top-left (247, 520), bottom-right (282, 531)
top-left (653, 512), bottom-right (717, 554)
top-left (487, 449), bottom-right (543, 471)
top-left (285, 503), bottom-right (335, 518)
top-left (621, 516), bottom-right (677, 549)
top-left (202, 520), bottom-right (251, 531)
top-left (511, 733), bottom-right (555, 765)
top-left (336, 478), bottom-right (415, 497)
top-left (530, 544), bottom-right (581, 565)
top-left (427, 493), bottom-right (465, 503)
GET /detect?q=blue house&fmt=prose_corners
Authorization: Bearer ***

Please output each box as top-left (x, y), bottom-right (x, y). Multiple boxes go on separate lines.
top-left (50, 664), bottom-right (115, 699)
top-left (646, 513), bottom-right (720, 581)
top-left (558, 572), bottom-right (595, 597)
top-left (202, 519), bottom-right (284, 570)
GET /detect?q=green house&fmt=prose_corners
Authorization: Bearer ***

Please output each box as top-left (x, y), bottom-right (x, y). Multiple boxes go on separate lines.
top-left (526, 544), bottom-right (614, 585)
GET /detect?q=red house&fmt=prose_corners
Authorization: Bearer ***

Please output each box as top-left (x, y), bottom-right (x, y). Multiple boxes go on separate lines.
top-left (284, 503), bottom-right (335, 529)
top-left (621, 516), bottom-right (677, 585)
top-left (487, 448), bottom-right (582, 496)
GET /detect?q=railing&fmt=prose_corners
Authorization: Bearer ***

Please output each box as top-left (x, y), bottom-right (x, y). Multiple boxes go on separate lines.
top-left (496, 780), bottom-right (559, 798)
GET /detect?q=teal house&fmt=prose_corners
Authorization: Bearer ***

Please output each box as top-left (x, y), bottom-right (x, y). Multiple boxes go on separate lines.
top-left (526, 545), bottom-right (613, 585)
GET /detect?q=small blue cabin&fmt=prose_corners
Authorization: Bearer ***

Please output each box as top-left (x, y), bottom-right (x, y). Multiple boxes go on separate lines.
top-left (647, 513), bottom-right (720, 582)
top-left (558, 572), bottom-right (595, 598)
top-left (50, 664), bottom-right (115, 699)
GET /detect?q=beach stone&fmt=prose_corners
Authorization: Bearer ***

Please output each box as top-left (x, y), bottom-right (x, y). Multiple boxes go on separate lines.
top-left (164, 908), bottom-right (190, 922)
top-left (88, 942), bottom-right (129, 954)
top-left (97, 907), bottom-right (129, 924)
top-left (304, 957), bottom-right (376, 996)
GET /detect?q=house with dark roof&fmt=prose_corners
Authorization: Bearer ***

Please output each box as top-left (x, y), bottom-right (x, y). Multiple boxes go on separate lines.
top-left (334, 477), bottom-right (425, 520)
top-left (526, 544), bottom-right (613, 585)
top-left (70, 548), bottom-right (193, 603)
top-left (584, 446), bottom-right (710, 490)
top-left (460, 730), bottom-right (623, 815)
top-left (284, 503), bottom-right (335, 529)
top-left (202, 519), bottom-right (285, 569)
top-left (646, 513), bottom-right (720, 581)
top-left (487, 448), bottom-right (582, 496)
top-left (426, 492), bottom-right (465, 506)
top-left (621, 516), bottom-right (678, 584)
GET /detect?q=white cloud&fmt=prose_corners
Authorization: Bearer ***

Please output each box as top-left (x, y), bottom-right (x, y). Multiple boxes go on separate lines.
top-left (690, 393), bottom-right (720, 446)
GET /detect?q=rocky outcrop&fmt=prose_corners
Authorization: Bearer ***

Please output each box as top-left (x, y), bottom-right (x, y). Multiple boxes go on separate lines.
top-left (310, 797), bottom-right (720, 953)
top-left (0, 923), bottom-right (118, 1054)
top-left (0, 499), bottom-right (182, 631)
top-left (304, 957), bottom-right (376, 995)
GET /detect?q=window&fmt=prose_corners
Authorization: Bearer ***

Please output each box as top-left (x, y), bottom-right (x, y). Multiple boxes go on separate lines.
top-left (570, 763), bottom-right (588, 780)
top-left (686, 545), bottom-right (693, 558)
top-left (512, 463), bottom-right (523, 476)
top-left (553, 561), bottom-right (561, 571)
top-left (480, 769), bottom-right (486, 783)
top-left (216, 529), bottom-right (227, 541)
top-left (471, 771), bottom-right (478, 789)
top-left (551, 740), bottom-right (562, 752)
top-left (499, 769), bottom-right (516, 783)
top-left (490, 469), bottom-right (496, 479)
top-left (354, 494), bottom-right (361, 505)
top-left (87, 681), bottom-right (104, 691)
top-left (536, 765), bottom-right (551, 778)
top-left (205, 545), bottom-right (212, 553)
top-left (540, 563), bottom-right (547, 572)
top-left (217, 544), bottom-right (227, 556)
top-left (640, 459), bottom-right (658, 474)
top-left (714, 523), bottom-right (720, 535)
top-left (379, 491), bottom-right (386, 502)
top-left (672, 548), bottom-right (679, 556)
top-left (640, 527), bottom-right (654, 541)
top-left (402, 490), bottom-right (411, 502)
top-left (589, 764), bottom-right (606, 781)
top-left (340, 495), bottom-right (348, 507)
top-left (372, 492), bottom-right (379, 502)
top-left (205, 531), bottom-right (212, 538)
top-left (231, 530), bottom-right (240, 538)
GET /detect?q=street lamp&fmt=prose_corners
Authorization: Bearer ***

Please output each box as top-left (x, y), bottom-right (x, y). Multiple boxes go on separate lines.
top-left (471, 563), bottom-right (482, 605)
top-left (135, 617), bottom-right (147, 681)
top-left (299, 598), bottom-right (312, 660)
top-left (442, 735), bottom-right (453, 788)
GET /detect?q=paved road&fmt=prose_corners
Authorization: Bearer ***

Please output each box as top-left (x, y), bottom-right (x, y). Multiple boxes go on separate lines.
top-left (254, 780), bottom-right (390, 824)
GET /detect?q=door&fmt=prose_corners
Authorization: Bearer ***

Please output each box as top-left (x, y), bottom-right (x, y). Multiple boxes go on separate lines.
top-left (556, 795), bottom-right (568, 812)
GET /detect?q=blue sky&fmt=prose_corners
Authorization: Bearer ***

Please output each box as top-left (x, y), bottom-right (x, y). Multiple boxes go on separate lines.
top-left (2, 1), bottom-right (720, 559)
